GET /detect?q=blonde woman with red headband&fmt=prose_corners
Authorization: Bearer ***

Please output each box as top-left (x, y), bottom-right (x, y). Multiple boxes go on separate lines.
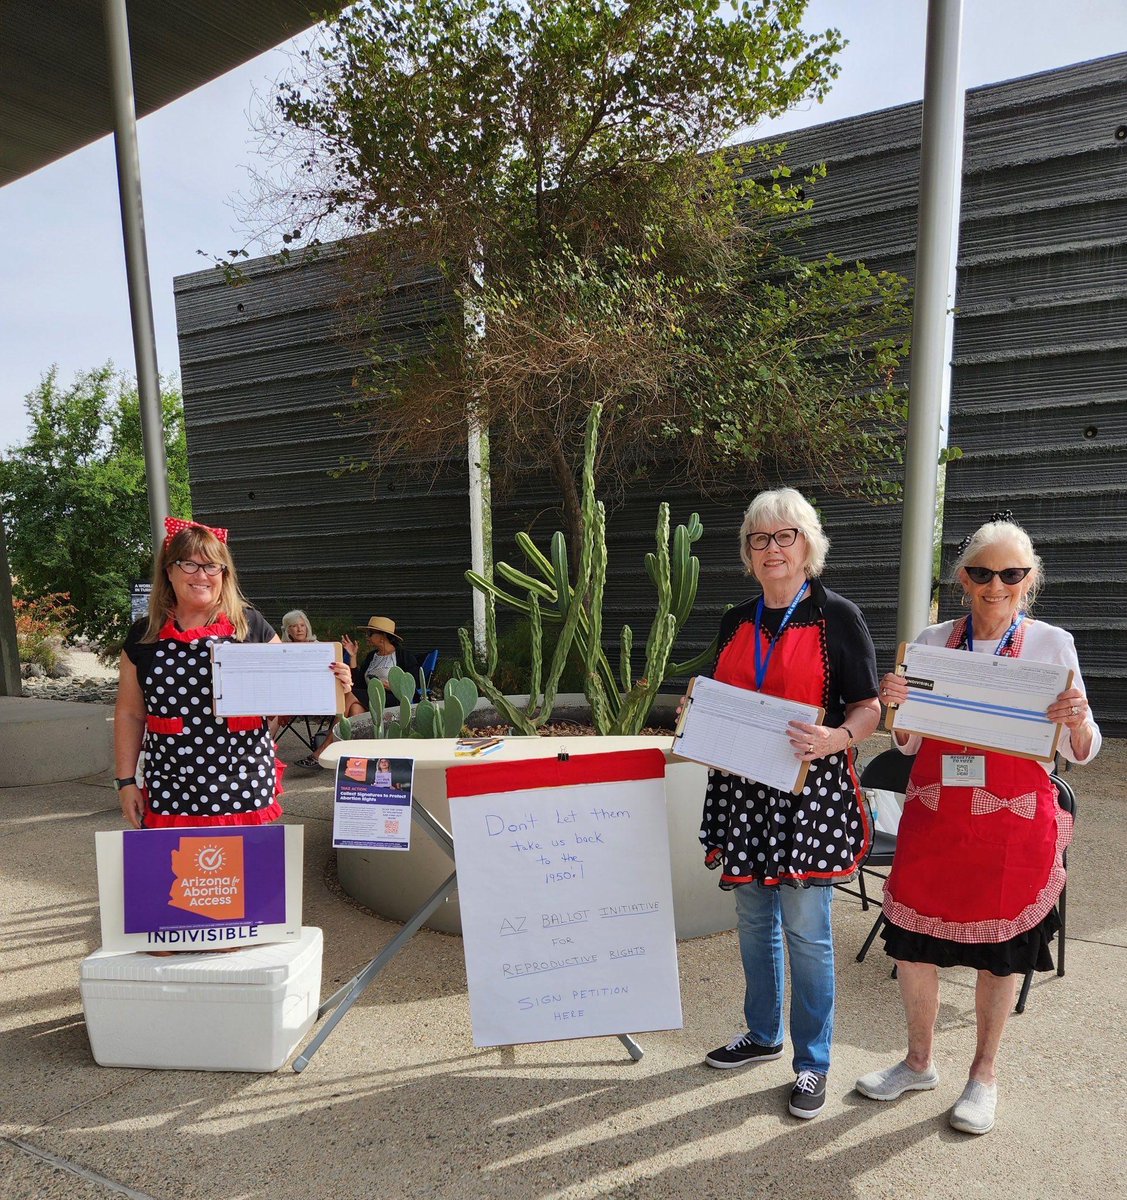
top-left (114, 518), bottom-right (349, 828)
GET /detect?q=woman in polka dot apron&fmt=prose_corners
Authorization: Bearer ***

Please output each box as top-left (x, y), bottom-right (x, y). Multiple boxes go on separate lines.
top-left (856, 515), bottom-right (1100, 1136)
top-left (699, 488), bottom-right (881, 1121)
top-left (114, 519), bottom-right (349, 828)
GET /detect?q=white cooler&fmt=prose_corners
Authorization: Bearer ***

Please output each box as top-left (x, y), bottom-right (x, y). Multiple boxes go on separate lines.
top-left (80, 926), bottom-right (323, 1072)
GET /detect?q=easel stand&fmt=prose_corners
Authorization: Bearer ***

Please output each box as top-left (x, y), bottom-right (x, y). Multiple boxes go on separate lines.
top-left (293, 796), bottom-right (643, 1071)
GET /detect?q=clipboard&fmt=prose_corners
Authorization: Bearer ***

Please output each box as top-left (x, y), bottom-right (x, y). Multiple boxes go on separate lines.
top-left (885, 640), bottom-right (1070, 762)
top-left (671, 675), bottom-right (824, 795)
top-left (212, 641), bottom-right (346, 717)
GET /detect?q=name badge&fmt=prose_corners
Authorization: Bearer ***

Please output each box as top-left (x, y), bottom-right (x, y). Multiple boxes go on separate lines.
top-left (942, 755), bottom-right (986, 787)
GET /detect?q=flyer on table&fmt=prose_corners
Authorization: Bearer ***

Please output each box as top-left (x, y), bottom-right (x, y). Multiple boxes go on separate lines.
top-left (332, 755), bottom-right (415, 851)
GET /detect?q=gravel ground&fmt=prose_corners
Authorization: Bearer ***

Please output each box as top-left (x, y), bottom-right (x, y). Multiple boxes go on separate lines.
top-left (17, 648), bottom-right (119, 705)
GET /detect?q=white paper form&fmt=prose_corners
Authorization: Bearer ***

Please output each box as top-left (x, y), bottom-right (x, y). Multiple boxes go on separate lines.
top-left (671, 675), bottom-right (822, 794)
top-left (212, 642), bottom-right (344, 717)
top-left (891, 642), bottom-right (1070, 761)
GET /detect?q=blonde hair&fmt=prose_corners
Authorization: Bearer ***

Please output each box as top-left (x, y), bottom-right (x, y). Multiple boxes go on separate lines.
top-left (739, 488), bottom-right (829, 578)
top-left (281, 609), bottom-right (317, 641)
top-left (953, 519), bottom-right (1043, 611)
top-left (142, 526), bottom-right (250, 642)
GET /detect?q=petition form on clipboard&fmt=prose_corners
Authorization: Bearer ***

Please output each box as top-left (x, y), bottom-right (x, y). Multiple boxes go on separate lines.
top-left (671, 676), bottom-right (823, 795)
top-left (211, 642), bottom-right (345, 717)
top-left (888, 641), bottom-right (1070, 762)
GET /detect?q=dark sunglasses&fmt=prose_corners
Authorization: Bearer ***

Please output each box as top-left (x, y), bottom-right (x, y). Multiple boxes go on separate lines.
top-left (963, 566), bottom-right (1032, 585)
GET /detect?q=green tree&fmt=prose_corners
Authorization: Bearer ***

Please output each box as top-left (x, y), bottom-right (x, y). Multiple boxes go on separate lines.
top-left (0, 366), bottom-right (191, 646)
top-left (258, 0), bottom-right (910, 549)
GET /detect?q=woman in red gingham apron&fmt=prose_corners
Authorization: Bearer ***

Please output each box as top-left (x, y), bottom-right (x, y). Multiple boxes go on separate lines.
top-left (856, 514), bottom-right (1101, 1136)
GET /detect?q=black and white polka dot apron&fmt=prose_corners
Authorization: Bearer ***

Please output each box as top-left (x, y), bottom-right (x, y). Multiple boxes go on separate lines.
top-left (140, 616), bottom-right (283, 827)
top-left (699, 608), bottom-right (871, 888)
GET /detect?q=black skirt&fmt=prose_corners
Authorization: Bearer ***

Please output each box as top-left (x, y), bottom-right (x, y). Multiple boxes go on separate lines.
top-left (880, 908), bottom-right (1062, 977)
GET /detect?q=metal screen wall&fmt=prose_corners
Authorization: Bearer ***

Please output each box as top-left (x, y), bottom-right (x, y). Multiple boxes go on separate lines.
top-left (175, 54), bottom-right (1126, 731)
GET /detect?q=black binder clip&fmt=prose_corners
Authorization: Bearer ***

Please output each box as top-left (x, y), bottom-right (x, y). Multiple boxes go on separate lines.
top-left (557, 750), bottom-right (570, 762)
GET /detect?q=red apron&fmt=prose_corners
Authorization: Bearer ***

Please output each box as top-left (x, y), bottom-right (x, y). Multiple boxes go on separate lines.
top-left (883, 618), bottom-right (1071, 943)
top-left (701, 610), bottom-right (871, 887)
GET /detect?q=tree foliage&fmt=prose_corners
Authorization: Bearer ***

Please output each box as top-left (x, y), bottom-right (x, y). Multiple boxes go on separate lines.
top-left (260, 0), bottom-right (911, 546)
top-left (0, 366), bottom-right (191, 646)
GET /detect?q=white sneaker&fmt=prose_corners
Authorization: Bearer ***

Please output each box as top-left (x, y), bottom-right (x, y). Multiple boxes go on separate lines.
top-left (855, 1059), bottom-right (939, 1101)
top-left (949, 1080), bottom-right (997, 1135)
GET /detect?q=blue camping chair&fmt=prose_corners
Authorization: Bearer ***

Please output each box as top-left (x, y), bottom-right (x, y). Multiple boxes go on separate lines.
top-left (418, 649), bottom-right (439, 698)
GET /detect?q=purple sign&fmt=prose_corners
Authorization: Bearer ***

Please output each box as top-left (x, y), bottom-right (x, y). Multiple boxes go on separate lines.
top-left (122, 826), bottom-right (286, 934)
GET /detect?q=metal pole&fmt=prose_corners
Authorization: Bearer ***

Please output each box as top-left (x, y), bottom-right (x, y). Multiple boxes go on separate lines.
top-left (102, 0), bottom-right (170, 555)
top-left (466, 252), bottom-right (492, 658)
top-left (897, 0), bottom-right (965, 644)
top-left (0, 506), bottom-right (22, 696)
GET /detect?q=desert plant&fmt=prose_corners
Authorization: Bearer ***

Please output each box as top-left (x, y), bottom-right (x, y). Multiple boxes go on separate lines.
top-left (14, 592), bottom-right (76, 674)
top-left (460, 403), bottom-right (719, 735)
top-left (337, 663), bottom-right (478, 740)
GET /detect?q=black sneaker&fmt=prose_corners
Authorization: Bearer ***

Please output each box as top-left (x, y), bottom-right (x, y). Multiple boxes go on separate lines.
top-left (704, 1033), bottom-right (784, 1069)
top-left (788, 1070), bottom-right (827, 1119)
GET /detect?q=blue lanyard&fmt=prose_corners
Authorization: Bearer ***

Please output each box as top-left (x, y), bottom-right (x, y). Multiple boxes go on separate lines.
top-left (754, 581), bottom-right (809, 690)
top-left (966, 611), bottom-right (1024, 655)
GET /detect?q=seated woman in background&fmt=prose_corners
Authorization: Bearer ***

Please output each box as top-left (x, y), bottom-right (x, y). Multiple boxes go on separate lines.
top-left (294, 616), bottom-right (420, 769)
top-left (268, 608), bottom-right (321, 739)
top-left (340, 616), bottom-right (420, 715)
top-left (280, 610), bottom-right (317, 643)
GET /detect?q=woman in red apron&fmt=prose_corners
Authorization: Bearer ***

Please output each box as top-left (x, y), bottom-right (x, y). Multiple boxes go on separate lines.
top-left (699, 488), bottom-right (881, 1120)
top-left (856, 515), bottom-right (1100, 1135)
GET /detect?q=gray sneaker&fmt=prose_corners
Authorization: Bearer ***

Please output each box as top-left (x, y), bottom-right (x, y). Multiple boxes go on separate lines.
top-left (949, 1080), bottom-right (997, 1134)
top-left (788, 1070), bottom-right (828, 1119)
top-left (855, 1059), bottom-right (939, 1101)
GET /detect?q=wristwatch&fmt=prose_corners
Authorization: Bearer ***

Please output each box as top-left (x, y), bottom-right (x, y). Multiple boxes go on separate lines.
top-left (113, 776), bottom-right (138, 791)
top-left (841, 725), bottom-right (855, 750)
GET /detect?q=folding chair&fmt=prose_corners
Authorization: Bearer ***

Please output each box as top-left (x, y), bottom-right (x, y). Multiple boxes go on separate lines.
top-left (835, 747), bottom-right (915, 963)
top-left (418, 649), bottom-right (438, 697)
top-left (1014, 771), bottom-right (1075, 1014)
top-left (274, 714), bottom-right (332, 757)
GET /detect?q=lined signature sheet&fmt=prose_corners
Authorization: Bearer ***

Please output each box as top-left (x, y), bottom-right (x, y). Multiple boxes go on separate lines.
top-left (892, 642), bottom-right (1069, 761)
top-left (671, 676), bottom-right (821, 794)
top-left (212, 642), bottom-right (343, 716)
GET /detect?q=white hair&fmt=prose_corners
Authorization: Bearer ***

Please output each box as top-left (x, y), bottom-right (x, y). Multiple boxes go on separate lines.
top-left (739, 487), bottom-right (829, 577)
top-left (953, 520), bottom-right (1043, 610)
top-left (280, 609), bottom-right (318, 641)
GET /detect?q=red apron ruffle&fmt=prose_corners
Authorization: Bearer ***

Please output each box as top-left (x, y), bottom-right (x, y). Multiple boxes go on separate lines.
top-left (143, 799), bottom-right (284, 828)
top-left (226, 715), bottom-right (264, 733)
top-left (883, 736), bottom-right (1069, 943)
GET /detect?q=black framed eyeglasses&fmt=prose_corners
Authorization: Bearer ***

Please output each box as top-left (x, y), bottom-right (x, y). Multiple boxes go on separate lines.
top-left (745, 528), bottom-right (801, 551)
top-left (174, 560), bottom-right (226, 577)
top-left (963, 566), bottom-right (1032, 585)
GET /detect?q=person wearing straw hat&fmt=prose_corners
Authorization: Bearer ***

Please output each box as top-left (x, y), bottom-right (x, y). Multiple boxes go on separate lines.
top-left (292, 616), bottom-right (422, 769)
top-left (340, 617), bottom-right (421, 715)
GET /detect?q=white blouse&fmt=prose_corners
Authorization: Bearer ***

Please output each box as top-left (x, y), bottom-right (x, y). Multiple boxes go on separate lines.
top-left (895, 618), bottom-right (1101, 770)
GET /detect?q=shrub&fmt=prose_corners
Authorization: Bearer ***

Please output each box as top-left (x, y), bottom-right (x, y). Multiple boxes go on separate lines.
top-left (14, 592), bottom-right (76, 673)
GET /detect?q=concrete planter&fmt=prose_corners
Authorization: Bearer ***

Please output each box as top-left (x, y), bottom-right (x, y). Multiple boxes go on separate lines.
top-left (321, 733), bottom-right (735, 940)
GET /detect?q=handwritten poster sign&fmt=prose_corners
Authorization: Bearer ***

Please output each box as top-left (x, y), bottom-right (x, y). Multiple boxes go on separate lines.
top-left (94, 825), bottom-right (303, 952)
top-left (447, 749), bottom-right (682, 1047)
top-left (332, 755), bottom-right (415, 850)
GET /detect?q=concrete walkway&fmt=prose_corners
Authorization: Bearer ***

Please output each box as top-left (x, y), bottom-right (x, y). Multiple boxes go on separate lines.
top-left (1, 727), bottom-right (1123, 1199)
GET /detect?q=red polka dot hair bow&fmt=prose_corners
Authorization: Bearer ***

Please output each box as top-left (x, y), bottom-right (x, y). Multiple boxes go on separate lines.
top-left (163, 516), bottom-right (229, 549)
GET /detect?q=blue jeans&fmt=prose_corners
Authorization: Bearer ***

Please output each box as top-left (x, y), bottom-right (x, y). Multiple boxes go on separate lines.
top-left (733, 882), bottom-right (835, 1075)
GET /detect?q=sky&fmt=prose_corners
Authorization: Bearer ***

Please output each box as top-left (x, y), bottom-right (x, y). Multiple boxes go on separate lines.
top-left (1, 0), bottom-right (1125, 449)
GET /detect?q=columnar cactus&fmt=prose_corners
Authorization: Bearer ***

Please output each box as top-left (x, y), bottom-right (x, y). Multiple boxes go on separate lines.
top-left (461, 402), bottom-right (718, 735)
